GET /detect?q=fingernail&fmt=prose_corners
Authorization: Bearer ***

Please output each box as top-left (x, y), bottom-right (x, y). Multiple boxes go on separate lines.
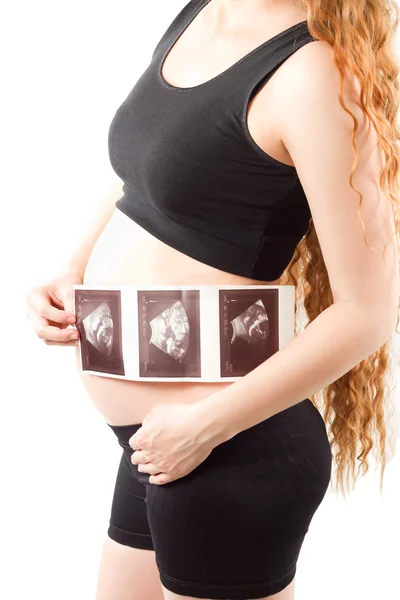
top-left (70, 332), bottom-right (79, 340)
top-left (67, 316), bottom-right (75, 324)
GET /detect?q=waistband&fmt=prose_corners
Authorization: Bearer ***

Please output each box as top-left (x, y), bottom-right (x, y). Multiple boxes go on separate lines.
top-left (107, 398), bottom-right (316, 442)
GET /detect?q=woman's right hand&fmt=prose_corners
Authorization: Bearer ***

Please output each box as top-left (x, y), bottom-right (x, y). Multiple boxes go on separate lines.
top-left (25, 269), bottom-right (84, 346)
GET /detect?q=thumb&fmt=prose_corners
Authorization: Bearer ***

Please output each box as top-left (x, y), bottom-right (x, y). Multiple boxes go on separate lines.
top-left (57, 282), bottom-right (75, 315)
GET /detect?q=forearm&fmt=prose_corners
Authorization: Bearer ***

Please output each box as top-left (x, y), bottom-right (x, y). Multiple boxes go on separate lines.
top-left (61, 180), bottom-right (124, 277)
top-left (196, 301), bottom-right (395, 445)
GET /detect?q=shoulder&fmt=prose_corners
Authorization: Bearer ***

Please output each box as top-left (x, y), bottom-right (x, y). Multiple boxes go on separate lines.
top-left (278, 36), bottom-right (354, 86)
top-left (272, 36), bottom-right (377, 182)
top-left (274, 37), bottom-right (363, 139)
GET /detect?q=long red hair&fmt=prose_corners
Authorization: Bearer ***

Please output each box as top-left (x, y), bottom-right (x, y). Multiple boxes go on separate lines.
top-left (280, 0), bottom-right (400, 496)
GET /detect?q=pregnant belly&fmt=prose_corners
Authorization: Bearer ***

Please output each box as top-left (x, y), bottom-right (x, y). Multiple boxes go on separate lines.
top-left (74, 207), bottom-right (280, 426)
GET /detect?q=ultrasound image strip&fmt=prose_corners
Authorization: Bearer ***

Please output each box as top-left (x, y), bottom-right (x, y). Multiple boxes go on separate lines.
top-left (73, 284), bottom-right (295, 382)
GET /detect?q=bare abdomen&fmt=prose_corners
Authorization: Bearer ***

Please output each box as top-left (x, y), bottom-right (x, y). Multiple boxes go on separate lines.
top-left (74, 208), bottom-right (279, 426)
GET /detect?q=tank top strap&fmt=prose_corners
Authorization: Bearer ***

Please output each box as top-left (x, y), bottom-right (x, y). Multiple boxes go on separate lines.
top-left (150, 0), bottom-right (200, 62)
top-left (236, 22), bottom-right (316, 92)
top-left (217, 23), bottom-right (316, 111)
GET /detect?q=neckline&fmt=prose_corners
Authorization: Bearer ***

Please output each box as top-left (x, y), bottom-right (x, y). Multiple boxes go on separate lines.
top-left (158, 0), bottom-right (309, 92)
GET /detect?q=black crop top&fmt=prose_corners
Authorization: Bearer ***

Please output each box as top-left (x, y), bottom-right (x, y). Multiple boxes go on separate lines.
top-left (108, 0), bottom-right (317, 281)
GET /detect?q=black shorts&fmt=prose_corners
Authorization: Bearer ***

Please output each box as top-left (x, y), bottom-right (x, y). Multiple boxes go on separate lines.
top-left (106, 398), bottom-right (332, 599)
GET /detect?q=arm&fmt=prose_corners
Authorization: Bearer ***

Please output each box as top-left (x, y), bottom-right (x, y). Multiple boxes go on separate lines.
top-left (61, 178), bottom-right (125, 278)
top-left (195, 41), bottom-right (399, 445)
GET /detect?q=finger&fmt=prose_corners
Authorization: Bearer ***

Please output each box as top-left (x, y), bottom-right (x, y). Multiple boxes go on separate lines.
top-left (129, 431), bottom-right (145, 451)
top-left (27, 308), bottom-right (80, 343)
top-left (26, 305), bottom-right (75, 335)
top-left (131, 451), bottom-right (148, 465)
top-left (149, 473), bottom-right (171, 485)
top-left (137, 463), bottom-right (163, 475)
top-left (129, 439), bottom-right (139, 452)
top-left (41, 324), bottom-right (80, 343)
top-left (27, 287), bottom-right (76, 325)
top-left (49, 286), bottom-right (74, 315)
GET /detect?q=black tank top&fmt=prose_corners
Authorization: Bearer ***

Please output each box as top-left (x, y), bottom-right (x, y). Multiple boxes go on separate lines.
top-left (108, 0), bottom-right (317, 281)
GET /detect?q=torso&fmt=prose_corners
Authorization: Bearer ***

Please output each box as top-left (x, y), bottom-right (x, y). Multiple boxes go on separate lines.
top-left (74, 2), bottom-right (307, 426)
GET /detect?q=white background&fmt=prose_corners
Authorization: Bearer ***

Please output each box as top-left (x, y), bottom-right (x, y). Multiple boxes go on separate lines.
top-left (3, 1), bottom-right (400, 598)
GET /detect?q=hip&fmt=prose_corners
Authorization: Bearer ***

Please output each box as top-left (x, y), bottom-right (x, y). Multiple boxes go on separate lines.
top-left (107, 397), bottom-right (332, 598)
top-left (109, 396), bottom-right (332, 535)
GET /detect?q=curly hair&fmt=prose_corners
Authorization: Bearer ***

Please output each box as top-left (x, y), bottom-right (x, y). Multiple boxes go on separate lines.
top-left (279, 0), bottom-right (400, 497)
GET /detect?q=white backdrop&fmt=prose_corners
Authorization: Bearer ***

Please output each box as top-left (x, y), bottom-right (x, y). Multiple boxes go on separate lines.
top-left (2, 1), bottom-right (400, 599)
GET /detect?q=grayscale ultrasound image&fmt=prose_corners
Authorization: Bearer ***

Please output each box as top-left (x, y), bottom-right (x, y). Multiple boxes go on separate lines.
top-left (231, 299), bottom-right (269, 345)
top-left (83, 301), bottom-right (114, 357)
top-left (219, 288), bottom-right (280, 377)
top-left (138, 290), bottom-right (201, 378)
top-left (74, 289), bottom-right (125, 376)
top-left (149, 300), bottom-right (190, 361)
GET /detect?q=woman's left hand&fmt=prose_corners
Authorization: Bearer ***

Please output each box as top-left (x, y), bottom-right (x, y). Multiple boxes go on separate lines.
top-left (129, 403), bottom-right (217, 485)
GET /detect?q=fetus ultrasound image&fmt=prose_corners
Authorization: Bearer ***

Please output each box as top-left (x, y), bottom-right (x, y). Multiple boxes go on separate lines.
top-left (137, 290), bottom-right (201, 378)
top-left (219, 288), bottom-right (279, 377)
top-left (74, 289), bottom-right (125, 376)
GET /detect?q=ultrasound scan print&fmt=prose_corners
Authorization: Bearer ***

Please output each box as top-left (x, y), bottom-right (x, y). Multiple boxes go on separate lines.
top-left (83, 301), bottom-right (114, 357)
top-left (74, 289), bottom-right (125, 376)
top-left (231, 300), bottom-right (269, 344)
top-left (138, 290), bottom-right (201, 378)
top-left (219, 288), bottom-right (280, 377)
top-left (149, 301), bottom-right (190, 361)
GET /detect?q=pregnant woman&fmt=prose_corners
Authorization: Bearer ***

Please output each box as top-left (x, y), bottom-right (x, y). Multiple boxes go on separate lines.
top-left (25, 0), bottom-right (400, 599)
